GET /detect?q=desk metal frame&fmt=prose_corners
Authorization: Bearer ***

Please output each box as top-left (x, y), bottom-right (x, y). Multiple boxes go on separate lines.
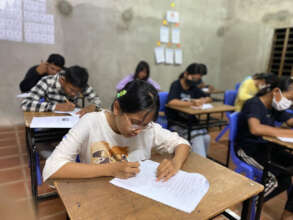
top-left (25, 127), bottom-right (68, 209)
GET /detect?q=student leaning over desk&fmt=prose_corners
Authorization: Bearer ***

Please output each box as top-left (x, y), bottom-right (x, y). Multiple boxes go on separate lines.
top-left (236, 76), bottom-right (293, 220)
top-left (20, 65), bottom-right (102, 117)
top-left (43, 80), bottom-right (190, 182)
top-left (166, 63), bottom-right (212, 158)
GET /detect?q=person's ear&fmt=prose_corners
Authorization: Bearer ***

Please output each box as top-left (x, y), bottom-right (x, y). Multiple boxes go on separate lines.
top-left (113, 100), bottom-right (121, 116)
top-left (272, 88), bottom-right (281, 101)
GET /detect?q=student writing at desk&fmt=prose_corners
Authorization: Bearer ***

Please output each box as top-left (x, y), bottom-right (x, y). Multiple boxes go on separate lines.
top-left (236, 76), bottom-right (293, 220)
top-left (166, 63), bottom-right (212, 157)
top-left (19, 53), bottom-right (65, 93)
top-left (21, 65), bottom-right (102, 117)
top-left (43, 80), bottom-right (190, 182)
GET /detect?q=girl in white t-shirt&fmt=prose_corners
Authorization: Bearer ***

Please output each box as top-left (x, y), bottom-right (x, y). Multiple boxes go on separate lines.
top-left (43, 80), bottom-right (190, 182)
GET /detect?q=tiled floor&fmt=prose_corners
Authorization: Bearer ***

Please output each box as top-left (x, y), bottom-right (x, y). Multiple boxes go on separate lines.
top-left (0, 124), bottom-right (288, 219)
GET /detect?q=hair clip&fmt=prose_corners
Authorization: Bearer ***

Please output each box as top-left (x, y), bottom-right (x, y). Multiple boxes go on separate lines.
top-left (117, 90), bottom-right (127, 98)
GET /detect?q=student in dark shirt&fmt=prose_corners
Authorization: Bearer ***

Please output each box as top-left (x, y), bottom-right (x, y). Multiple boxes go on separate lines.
top-left (19, 54), bottom-right (65, 93)
top-left (166, 63), bottom-right (212, 157)
top-left (236, 76), bottom-right (293, 220)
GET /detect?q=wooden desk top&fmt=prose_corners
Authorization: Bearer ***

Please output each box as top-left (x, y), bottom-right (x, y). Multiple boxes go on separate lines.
top-left (24, 112), bottom-right (69, 127)
top-left (165, 103), bottom-right (235, 115)
top-left (263, 136), bottom-right (293, 150)
top-left (210, 90), bottom-right (225, 94)
top-left (55, 153), bottom-right (263, 220)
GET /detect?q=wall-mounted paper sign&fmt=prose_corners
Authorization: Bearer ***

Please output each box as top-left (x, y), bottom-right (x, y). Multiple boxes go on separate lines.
top-left (175, 49), bottom-right (183, 64)
top-left (160, 26), bottom-right (169, 43)
top-left (165, 48), bottom-right (174, 64)
top-left (172, 28), bottom-right (180, 44)
top-left (166, 10), bottom-right (179, 23)
top-left (155, 47), bottom-right (165, 64)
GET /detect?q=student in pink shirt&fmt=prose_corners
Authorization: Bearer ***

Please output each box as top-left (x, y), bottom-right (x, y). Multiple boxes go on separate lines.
top-left (116, 61), bottom-right (161, 91)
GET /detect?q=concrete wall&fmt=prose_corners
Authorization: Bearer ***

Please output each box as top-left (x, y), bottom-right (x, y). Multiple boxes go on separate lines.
top-left (218, 0), bottom-right (293, 90)
top-left (0, 0), bottom-right (228, 125)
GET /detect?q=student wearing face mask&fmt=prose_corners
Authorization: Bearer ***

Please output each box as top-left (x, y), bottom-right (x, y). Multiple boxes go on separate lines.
top-left (235, 73), bottom-right (275, 112)
top-left (236, 76), bottom-right (293, 220)
top-left (166, 63), bottom-right (212, 157)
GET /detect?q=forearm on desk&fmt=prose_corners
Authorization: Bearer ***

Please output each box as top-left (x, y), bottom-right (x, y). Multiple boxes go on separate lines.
top-left (168, 99), bottom-right (192, 107)
top-left (172, 144), bottom-right (190, 169)
top-left (49, 162), bottom-right (114, 179)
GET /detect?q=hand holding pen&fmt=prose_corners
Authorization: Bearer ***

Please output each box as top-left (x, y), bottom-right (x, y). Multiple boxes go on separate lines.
top-left (55, 97), bottom-right (75, 111)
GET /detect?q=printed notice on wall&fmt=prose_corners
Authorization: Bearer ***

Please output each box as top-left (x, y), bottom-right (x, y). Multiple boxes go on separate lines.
top-left (155, 47), bottom-right (165, 64)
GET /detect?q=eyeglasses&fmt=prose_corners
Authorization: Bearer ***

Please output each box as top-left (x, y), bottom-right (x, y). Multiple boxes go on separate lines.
top-left (124, 114), bottom-right (152, 131)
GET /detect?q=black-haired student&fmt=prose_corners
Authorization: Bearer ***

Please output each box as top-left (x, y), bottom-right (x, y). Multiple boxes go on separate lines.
top-left (43, 80), bottom-right (190, 182)
top-left (236, 76), bottom-right (293, 220)
top-left (21, 65), bottom-right (102, 117)
top-left (19, 53), bottom-right (65, 93)
top-left (116, 60), bottom-right (160, 91)
top-left (166, 63), bottom-right (212, 158)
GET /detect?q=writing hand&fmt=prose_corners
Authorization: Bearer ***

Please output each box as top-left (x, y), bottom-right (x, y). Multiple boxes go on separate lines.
top-left (55, 102), bottom-right (75, 111)
top-left (110, 161), bottom-right (140, 179)
top-left (76, 105), bottom-right (96, 117)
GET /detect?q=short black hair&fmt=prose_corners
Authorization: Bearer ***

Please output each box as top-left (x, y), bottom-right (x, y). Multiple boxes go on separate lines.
top-left (115, 80), bottom-right (159, 121)
top-left (47, 54), bottom-right (65, 68)
top-left (134, 61), bottom-right (150, 80)
top-left (185, 63), bottom-right (201, 75)
top-left (64, 66), bottom-right (88, 89)
top-left (199, 64), bottom-right (207, 75)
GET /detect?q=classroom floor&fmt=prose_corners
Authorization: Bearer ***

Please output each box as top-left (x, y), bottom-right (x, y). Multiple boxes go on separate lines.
top-left (0, 124), bottom-right (288, 220)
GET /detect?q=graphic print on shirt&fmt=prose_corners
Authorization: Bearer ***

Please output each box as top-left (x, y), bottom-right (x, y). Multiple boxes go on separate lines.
top-left (91, 141), bottom-right (128, 164)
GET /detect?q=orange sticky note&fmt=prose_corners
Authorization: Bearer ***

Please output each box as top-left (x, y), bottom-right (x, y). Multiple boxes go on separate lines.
top-left (175, 23), bottom-right (180, 27)
top-left (168, 42), bottom-right (172, 47)
top-left (177, 44), bottom-right (181, 48)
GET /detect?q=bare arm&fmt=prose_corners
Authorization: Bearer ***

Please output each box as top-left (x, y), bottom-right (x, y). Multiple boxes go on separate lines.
top-left (50, 161), bottom-right (140, 180)
top-left (156, 144), bottom-right (190, 181)
top-left (248, 118), bottom-right (293, 138)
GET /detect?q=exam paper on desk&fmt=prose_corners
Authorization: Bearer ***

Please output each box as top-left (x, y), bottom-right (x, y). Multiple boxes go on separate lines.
top-left (110, 160), bottom-right (209, 213)
top-left (30, 116), bottom-right (79, 128)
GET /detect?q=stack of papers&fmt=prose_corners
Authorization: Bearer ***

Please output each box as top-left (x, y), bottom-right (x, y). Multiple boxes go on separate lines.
top-left (277, 137), bottom-right (293, 143)
top-left (54, 108), bottom-right (81, 117)
top-left (191, 104), bottom-right (213, 110)
top-left (110, 160), bottom-right (209, 213)
top-left (30, 116), bottom-right (79, 128)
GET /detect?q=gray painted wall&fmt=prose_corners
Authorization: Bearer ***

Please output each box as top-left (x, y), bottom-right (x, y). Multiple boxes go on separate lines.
top-left (0, 0), bottom-right (228, 125)
top-left (4, 0), bottom-right (293, 125)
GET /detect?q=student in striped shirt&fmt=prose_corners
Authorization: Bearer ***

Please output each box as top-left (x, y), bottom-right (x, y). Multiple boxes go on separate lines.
top-left (21, 65), bottom-right (102, 117)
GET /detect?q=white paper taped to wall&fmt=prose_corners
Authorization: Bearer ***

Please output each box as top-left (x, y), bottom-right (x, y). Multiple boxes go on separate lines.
top-left (155, 47), bottom-right (165, 64)
top-left (165, 48), bottom-right (174, 64)
top-left (175, 48), bottom-right (182, 64)
top-left (160, 26), bottom-right (169, 43)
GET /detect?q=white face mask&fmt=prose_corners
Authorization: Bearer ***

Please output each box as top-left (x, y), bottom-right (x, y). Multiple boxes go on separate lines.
top-left (272, 91), bottom-right (292, 111)
top-left (258, 84), bottom-right (266, 90)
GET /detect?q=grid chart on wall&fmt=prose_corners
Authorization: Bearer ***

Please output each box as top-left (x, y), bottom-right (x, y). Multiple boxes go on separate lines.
top-left (154, 1), bottom-right (182, 65)
top-left (0, 0), bottom-right (54, 44)
top-left (268, 28), bottom-right (293, 76)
